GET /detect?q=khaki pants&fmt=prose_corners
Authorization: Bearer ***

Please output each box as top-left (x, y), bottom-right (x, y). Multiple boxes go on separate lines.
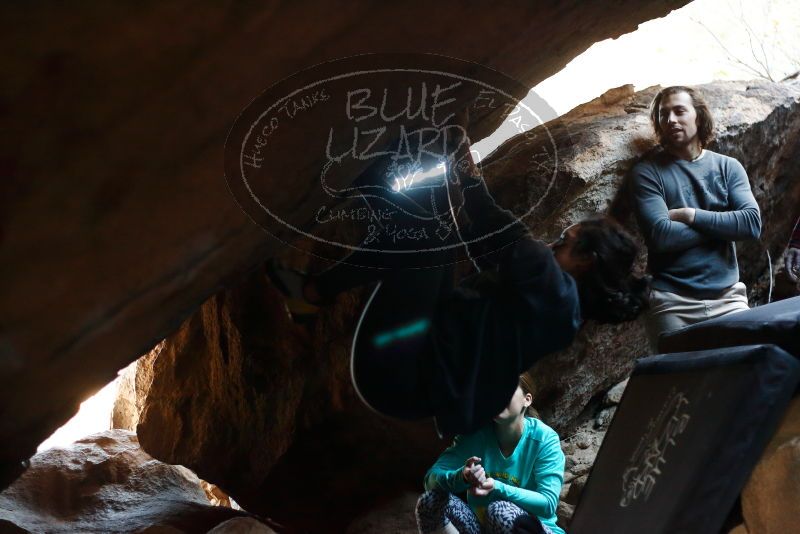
top-left (644, 282), bottom-right (750, 352)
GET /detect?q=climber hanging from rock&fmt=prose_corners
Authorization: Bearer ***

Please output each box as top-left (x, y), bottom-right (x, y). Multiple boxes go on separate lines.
top-left (267, 106), bottom-right (649, 436)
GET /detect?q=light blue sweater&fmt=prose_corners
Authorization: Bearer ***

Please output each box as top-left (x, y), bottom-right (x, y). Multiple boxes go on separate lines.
top-left (631, 149), bottom-right (761, 297)
top-left (423, 417), bottom-right (565, 534)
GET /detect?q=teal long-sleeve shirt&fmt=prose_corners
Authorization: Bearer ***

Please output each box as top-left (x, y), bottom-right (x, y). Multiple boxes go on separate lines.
top-left (423, 417), bottom-right (565, 534)
top-left (631, 148), bottom-right (761, 298)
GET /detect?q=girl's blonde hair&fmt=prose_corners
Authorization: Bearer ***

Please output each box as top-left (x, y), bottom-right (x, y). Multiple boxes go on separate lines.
top-left (518, 373), bottom-right (540, 419)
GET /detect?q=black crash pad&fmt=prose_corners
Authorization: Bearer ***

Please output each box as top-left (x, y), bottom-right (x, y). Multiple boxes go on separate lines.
top-left (569, 344), bottom-right (800, 534)
top-left (659, 296), bottom-right (800, 357)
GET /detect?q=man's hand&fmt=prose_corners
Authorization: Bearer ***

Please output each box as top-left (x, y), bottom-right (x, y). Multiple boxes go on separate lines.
top-left (468, 477), bottom-right (495, 497)
top-left (462, 456), bottom-right (486, 487)
top-left (786, 247), bottom-right (800, 282)
top-left (668, 207), bottom-right (696, 225)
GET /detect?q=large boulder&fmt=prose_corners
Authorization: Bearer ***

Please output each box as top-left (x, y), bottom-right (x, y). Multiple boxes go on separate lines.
top-left (0, 0), bottom-right (691, 480)
top-left (0, 430), bottom-right (264, 533)
top-left (741, 398), bottom-right (800, 534)
top-left (128, 80), bottom-right (800, 530)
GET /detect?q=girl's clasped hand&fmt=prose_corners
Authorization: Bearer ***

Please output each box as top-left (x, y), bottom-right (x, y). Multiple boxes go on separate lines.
top-left (462, 456), bottom-right (495, 497)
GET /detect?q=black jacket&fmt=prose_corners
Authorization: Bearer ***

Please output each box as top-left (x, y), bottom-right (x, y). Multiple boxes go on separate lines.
top-left (427, 176), bottom-right (582, 435)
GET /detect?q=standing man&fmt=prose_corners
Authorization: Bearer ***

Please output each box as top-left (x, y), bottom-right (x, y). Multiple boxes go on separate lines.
top-left (631, 86), bottom-right (762, 350)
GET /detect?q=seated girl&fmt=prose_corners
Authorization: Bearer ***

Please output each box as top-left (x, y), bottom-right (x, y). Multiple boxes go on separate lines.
top-left (416, 374), bottom-right (565, 534)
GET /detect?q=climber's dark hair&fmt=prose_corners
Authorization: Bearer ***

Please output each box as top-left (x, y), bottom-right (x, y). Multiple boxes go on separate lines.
top-left (572, 216), bottom-right (650, 324)
top-left (649, 86), bottom-right (715, 148)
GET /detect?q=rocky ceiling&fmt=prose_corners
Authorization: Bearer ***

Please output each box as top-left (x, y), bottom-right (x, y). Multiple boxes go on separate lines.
top-left (0, 1), bottom-right (691, 487)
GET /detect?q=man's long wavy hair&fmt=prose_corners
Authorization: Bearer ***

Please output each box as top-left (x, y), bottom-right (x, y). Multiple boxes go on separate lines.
top-left (649, 86), bottom-right (715, 148)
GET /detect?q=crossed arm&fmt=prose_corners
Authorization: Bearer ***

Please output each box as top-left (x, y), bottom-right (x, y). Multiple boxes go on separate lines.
top-left (633, 170), bottom-right (710, 254)
top-left (632, 160), bottom-right (761, 253)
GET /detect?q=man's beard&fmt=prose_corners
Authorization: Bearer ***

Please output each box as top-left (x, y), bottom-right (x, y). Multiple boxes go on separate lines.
top-left (662, 132), bottom-right (697, 150)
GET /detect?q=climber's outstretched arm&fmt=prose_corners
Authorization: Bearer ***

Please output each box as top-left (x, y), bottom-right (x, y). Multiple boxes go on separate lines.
top-left (448, 130), bottom-right (530, 266)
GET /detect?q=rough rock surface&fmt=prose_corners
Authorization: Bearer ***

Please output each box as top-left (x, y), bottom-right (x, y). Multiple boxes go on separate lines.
top-left (604, 379), bottom-right (629, 406)
top-left (113, 359), bottom-right (243, 512)
top-left (741, 398), bottom-right (800, 534)
top-left (111, 342), bottom-right (163, 432)
top-left (0, 430), bottom-right (262, 533)
top-left (0, 0), bottom-right (691, 481)
top-left (345, 492), bottom-right (420, 534)
top-left (553, 378), bottom-right (628, 530)
top-left (208, 517), bottom-right (277, 534)
top-left (742, 438), bottom-right (800, 533)
top-left (128, 80), bottom-right (800, 531)
top-left (200, 480), bottom-right (242, 510)
top-left (556, 392), bottom-right (620, 529)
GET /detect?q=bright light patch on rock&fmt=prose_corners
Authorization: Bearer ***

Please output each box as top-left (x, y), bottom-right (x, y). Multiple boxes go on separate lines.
top-left (36, 376), bottom-right (122, 453)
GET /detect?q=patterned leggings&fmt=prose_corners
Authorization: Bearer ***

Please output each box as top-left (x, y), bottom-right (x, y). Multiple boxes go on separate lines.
top-left (415, 489), bottom-right (552, 534)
